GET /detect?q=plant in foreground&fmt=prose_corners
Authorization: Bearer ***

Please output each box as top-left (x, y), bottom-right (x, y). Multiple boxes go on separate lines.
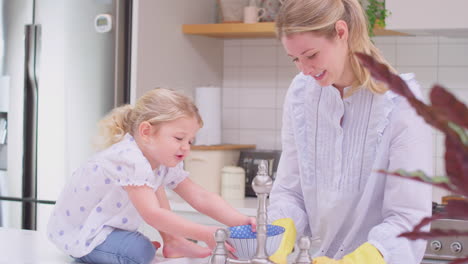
top-left (356, 52), bottom-right (468, 264)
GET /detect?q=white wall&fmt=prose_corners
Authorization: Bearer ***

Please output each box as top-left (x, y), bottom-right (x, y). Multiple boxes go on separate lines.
top-left (221, 36), bottom-right (468, 203)
top-left (133, 0), bottom-right (224, 241)
top-left (386, 0), bottom-right (468, 31)
top-left (134, 0), bottom-right (223, 100)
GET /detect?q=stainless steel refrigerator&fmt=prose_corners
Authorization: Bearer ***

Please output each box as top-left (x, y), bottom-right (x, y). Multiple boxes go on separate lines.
top-left (0, 0), bottom-right (132, 231)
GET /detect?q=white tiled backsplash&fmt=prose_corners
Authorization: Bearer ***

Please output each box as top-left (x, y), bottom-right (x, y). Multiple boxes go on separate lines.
top-left (221, 36), bottom-right (468, 202)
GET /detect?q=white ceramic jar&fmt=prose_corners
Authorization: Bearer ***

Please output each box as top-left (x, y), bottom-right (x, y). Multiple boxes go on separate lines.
top-left (221, 166), bottom-right (246, 200)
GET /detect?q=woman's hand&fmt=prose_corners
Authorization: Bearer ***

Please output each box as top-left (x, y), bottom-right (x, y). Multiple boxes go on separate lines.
top-left (313, 243), bottom-right (386, 264)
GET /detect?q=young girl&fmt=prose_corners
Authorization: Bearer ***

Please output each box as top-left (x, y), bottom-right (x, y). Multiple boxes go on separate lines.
top-left (47, 88), bottom-right (255, 264)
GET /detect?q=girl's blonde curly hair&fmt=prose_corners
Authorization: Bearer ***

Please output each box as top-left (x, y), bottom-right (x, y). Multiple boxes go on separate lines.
top-left (94, 88), bottom-right (203, 150)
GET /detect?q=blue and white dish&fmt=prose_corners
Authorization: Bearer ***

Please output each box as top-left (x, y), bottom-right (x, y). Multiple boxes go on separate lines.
top-left (227, 224), bottom-right (285, 260)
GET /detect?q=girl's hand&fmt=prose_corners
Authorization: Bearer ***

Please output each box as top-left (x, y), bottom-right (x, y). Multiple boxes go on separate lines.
top-left (203, 226), bottom-right (219, 250)
top-left (204, 226), bottom-right (236, 256)
top-left (246, 216), bottom-right (257, 232)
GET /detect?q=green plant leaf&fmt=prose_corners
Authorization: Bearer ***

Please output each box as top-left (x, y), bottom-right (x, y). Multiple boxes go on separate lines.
top-left (377, 169), bottom-right (456, 194)
top-left (392, 169), bottom-right (450, 184)
top-left (444, 135), bottom-right (468, 197)
top-left (448, 122), bottom-right (468, 145)
top-left (430, 85), bottom-right (468, 129)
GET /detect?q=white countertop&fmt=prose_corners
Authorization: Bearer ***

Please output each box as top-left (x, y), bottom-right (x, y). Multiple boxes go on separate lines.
top-left (0, 227), bottom-right (76, 264)
top-left (0, 195), bottom-right (259, 264)
top-left (0, 227), bottom-right (295, 264)
top-left (0, 227), bottom-right (209, 264)
top-left (1, 226), bottom-right (305, 264)
top-left (0, 195), bottom-right (261, 263)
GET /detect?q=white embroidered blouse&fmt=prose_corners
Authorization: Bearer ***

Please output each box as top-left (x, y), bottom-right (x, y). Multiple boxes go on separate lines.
top-left (268, 72), bottom-right (433, 264)
top-left (47, 133), bottom-right (188, 257)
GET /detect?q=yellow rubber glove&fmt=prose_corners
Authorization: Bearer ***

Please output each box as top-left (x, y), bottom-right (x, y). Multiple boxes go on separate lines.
top-left (269, 218), bottom-right (297, 264)
top-left (313, 243), bottom-right (386, 264)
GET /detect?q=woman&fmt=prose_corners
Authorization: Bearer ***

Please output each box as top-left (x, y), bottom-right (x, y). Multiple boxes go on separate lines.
top-left (268, 0), bottom-right (433, 263)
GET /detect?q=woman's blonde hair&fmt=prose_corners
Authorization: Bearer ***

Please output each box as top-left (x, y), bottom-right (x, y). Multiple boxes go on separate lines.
top-left (95, 88), bottom-right (203, 150)
top-left (276, 0), bottom-right (395, 95)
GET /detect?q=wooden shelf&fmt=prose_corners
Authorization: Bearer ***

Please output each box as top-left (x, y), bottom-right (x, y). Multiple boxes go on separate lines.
top-left (182, 22), bottom-right (408, 38)
top-left (373, 24), bottom-right (409, 36)
top-left (183, 22), bottom-right (276, 38)
top-left (191, 144), bottom-right (256, 151)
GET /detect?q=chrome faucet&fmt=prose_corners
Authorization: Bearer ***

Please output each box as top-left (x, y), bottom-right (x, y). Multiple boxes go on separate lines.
top-left (209, 160), bottom-right (274, 264)
top-left (294, 236), bottom-right (312, 264)
top-left (208, 160), bottom-right (313, 264)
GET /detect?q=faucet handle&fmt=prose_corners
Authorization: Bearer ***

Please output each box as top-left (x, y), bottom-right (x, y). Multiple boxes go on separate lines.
top-left (294, 236), bottom-right (312, 264)
top-left (257, 160), bottom-right (269, 176)
top-left (209, 228), bottom-right (229, 264)
top-left (252, 160), bottom-right (273, 194)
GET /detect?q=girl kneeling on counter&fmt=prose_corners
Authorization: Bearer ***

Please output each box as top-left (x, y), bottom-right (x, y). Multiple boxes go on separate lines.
top-left (48, 88), bottom-right (255, 264)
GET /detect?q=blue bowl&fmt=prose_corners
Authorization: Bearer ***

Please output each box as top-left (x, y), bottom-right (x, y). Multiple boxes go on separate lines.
top-left (227, 224), bottom-right (285, 260)
top-left (228, 224), bottom-right (285, 239)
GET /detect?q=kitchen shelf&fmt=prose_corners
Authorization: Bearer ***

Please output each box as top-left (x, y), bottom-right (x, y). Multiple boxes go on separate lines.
top-left (182, 22), bottom-right (409, 38)
top-left (183, 22), bottom-right (276, 38)
top-left (191, 144), bottom-right (255, 150)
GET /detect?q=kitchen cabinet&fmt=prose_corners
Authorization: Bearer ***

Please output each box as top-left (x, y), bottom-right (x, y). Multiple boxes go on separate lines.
top-left (182, 22), bottom-right (408, 38)
top-left (385, 0), bottom-right (468, 37)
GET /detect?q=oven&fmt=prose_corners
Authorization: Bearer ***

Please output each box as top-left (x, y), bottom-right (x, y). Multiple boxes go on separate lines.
top-left (421, 259), bottom-right (452, 264)
top-left (421, 217), bottom-right (468, 264)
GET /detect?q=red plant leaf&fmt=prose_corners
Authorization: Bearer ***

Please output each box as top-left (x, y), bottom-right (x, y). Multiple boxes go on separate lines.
top-left (356, 52), bottom-right (468, 264)
top-left (355, 53), bottom-right (465, 147)
top-left (355, 53), bottom-right (415, 99)
top-left (399, 229), bottom-right (468, 240)
top-left (449, 257), bottom-right (468, 264)
top-left (444, 137), bottom-right (468, 197)
top-left (445, 200), bottom-right (468, 220)
top-left (431, 85), bottom-right (468, 129)
top-left (400, 205), bottom-right (468, 240)
top-left (411, 214), bottom-right (447, 232)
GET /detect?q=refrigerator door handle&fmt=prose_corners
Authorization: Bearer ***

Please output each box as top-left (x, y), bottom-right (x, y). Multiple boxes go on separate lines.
top-left (115, 0), bottom-right (132, 105)
top-left (25, 25), bottom-right (40, 90)
top-left (22, 24), bottom-right (41, 230)
top-left (34, 25), bottom-right (41, 86)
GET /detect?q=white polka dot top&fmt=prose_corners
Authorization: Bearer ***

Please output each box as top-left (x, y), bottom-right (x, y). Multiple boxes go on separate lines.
top-left (47, 133), bottom-right (188, 257)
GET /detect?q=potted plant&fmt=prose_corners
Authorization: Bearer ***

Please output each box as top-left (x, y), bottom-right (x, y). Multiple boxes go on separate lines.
top-left (356, 52), bottom-right (468, 264)
top-left (360, 0), bottom-right (390, 36)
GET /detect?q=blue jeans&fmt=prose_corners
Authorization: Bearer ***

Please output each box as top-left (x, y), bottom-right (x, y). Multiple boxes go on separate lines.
top-left (74, 229), bottom-right (156, 264)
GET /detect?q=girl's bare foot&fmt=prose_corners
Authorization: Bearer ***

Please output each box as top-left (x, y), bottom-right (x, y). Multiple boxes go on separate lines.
top-left (162, 237), bottom-right (211, 258)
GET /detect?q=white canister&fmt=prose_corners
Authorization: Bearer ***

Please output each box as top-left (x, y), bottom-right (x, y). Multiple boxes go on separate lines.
top-left (221, 166), bottom-right (245, 200)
